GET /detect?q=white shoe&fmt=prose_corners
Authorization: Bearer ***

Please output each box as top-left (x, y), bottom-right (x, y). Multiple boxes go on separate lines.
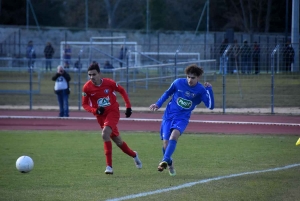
top-left (104, 166), bottom-right (113, 174)
top-left (133, 151), bottom-right (142, 169)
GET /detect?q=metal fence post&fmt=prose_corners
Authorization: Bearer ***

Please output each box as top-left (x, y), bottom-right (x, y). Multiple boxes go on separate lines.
top-left (222, 44), bottom-right (231, 114)
top-left (271, 45), bottom-right (280, 114)
top-left (174, 49), bottom-right (179, 79)
top-left (29, 67), bottom-right (33, 110)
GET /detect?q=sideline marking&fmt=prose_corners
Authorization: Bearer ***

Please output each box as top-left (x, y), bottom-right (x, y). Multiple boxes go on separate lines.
top-left (105, 164), bottom-right (300, 201)
top-left (0, 116), bottom-right (300, 126)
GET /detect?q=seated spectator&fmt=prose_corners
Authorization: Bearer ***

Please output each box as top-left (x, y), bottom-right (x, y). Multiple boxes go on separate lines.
top-left (103, 61), bottom-right (114, 69)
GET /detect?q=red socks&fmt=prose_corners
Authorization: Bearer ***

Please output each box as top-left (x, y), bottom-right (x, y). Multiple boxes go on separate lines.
top-left (104, 141), bottom-right (136, 167)
top-left (104, 141), bottom-right (112, 167)
top-left (119, 141), bottom-right (136, 157)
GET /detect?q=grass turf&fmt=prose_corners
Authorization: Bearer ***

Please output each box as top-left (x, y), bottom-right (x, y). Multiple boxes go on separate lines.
top-left (0, 131), bottom-right (299, 201)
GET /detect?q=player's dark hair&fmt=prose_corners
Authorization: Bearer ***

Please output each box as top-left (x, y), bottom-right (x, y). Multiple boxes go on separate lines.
top-left (185, 64), bottom-right (204, 77)
top-left (88, 62), bottom-right (100, 73)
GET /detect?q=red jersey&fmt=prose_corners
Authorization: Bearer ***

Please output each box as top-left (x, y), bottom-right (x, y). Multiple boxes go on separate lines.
top-left (82, 78), bottom-right (131, 116)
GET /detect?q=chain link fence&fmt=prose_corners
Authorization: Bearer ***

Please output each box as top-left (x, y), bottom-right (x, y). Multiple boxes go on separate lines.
top-left (0, 30), bottom-right (299, 114)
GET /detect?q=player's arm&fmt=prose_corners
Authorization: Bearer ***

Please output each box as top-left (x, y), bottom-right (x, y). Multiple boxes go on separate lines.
top-left (114, 83), bottom-right (131, 108)
top-left (150, 81), bottom-right (176, 111)
top-left (202, 82), bottom-right (214, 110)
top-left (81, 87), bottom-right (98, 115)
top-left (114, 83), bottom-right (132, 117)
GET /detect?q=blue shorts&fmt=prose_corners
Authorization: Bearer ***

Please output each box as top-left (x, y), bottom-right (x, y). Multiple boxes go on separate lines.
top-left (160, 119), bottom-right (188, 140)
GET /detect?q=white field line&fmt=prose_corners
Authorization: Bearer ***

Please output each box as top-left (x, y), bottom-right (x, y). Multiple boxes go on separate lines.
top-left (105, 163), bottom-right (300, 201)
top-left (0, 116), bottom-right (300, 126)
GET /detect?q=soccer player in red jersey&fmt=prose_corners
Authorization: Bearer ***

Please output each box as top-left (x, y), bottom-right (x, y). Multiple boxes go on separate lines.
top-left (82, 62), bottom-right (142, 174)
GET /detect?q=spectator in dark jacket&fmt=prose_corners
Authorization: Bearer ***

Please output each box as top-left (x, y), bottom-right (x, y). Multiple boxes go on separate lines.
top-left (252, 42), bottom-right (260, 74)
top-left (63, 44), bottom-right (72, 69)
top-left (26, 41), bottom-right (36, 70)
top-left (52, 65), bottom-right (71, 117)
top-left (240, 40), bottom-right (251, 74)
top-left (103, 60), bottom-right (114, 69)
top-left (44, 42), bottom-right (55, 71)
top-left (283, 41), bottom-right (295, 72)
top-left (119, 45), bottom-right (127, 68)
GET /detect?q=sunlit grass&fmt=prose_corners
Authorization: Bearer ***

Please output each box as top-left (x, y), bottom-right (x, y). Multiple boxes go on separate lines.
top-left (0, 131), bottom-right (299, 201)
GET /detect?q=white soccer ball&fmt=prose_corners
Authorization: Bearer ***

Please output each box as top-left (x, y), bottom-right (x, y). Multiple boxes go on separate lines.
top-left (16, 156), bottom-right (34, 173)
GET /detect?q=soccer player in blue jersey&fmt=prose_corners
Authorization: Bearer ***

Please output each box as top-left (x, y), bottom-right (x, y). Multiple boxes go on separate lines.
top-left (149, 64), bottom-right (214, 176)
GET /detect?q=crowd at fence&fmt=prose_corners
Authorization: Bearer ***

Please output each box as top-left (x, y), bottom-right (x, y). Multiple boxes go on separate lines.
top-left (0, 41), bottom-right (298, 75)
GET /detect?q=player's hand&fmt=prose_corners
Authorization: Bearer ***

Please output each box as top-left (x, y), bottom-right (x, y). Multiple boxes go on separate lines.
top-left (125, 108), bottom-right (132, 118)
top-left (204, 82), bottom-right (212, 87)
top-left (96, 106), bottom-right (105, 115)
top-left (149, 104), bottom-right (159, 111)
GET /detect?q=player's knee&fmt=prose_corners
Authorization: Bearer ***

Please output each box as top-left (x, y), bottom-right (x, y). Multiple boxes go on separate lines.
top-left (101, 131), bottom-right (110, 141)
top-left (170, 132), bottom-right (180, 140)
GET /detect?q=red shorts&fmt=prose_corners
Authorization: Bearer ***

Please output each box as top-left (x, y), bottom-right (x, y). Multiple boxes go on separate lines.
top-left (96, 108), bottom-right (120, 137)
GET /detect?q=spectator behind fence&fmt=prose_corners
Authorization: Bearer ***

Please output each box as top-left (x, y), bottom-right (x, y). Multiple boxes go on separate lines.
top-left (283, 41), bottom-right (295, 72)
top-left (44, 42), bottom-right (55, 71)
top-left (240, 40), bottom-right (251, 74)
top-left (103, 60), bottom-right (114, 69)
top-left (119, 45), bottom-right (127, 68)
top-left (26, 40), bottom-right (36, 70)
top-left (52, 65), bottom-right (71, 117)
top-left (63, 44), bottom-right (72, 69)
top-left (252, 42), bottom-right (260, 74)
top-left (219, 38), bottom-right (228, 74)
top-left (231, 39), bottom-right (240, 74)
top-left (74, 60), bottom-right (82, 70)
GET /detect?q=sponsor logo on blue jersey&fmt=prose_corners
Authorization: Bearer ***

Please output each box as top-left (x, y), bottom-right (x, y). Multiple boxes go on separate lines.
top-left (177, 97), bottom-right (192, 109)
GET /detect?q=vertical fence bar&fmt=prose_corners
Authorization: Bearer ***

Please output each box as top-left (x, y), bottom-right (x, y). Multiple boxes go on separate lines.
top-left (174, 50), bottom-right (179, 79)
top-left (29, 68), bottom-right (33, 110)
top-left (271, 45), bottom-right (279, 114)
top-left (78, 49), bottom-right (82, 111)
top-left (222, 44), bottom-right (231, 114)
top-left (126, 54), bottom-right (129, 94)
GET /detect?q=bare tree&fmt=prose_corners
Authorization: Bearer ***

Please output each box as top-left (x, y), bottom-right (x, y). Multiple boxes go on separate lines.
top-left (103, 0), bottom-right (122, 29)
top-left (239, 0), bottom-right (249, 31)
top-left (226, 0), bottom-right (273, 33)
top-left (247, 0), bottom-right (253, 32)
top-left (256, 0), bottom-right (263, 31)
top-left (265, 0), bottom-right (272, 32)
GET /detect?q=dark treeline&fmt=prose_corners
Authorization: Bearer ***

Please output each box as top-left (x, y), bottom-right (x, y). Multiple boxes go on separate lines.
top-left (0, 0), bottom-right (290, 33)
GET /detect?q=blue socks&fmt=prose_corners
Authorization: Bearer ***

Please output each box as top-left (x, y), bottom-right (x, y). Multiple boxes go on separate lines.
top-left (163, 140), bottom-right (177, 164)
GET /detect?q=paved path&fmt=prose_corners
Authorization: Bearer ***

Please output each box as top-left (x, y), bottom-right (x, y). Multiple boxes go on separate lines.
top-left (0, 106), bottom-right (300, 115)
top-left (1, 109), bottom-right (300, 135)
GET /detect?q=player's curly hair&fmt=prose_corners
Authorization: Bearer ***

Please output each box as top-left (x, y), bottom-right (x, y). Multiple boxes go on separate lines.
top-left (88, 62), bottom-right (100, 72)
top-left (185, 64), bottom-right (204, 77)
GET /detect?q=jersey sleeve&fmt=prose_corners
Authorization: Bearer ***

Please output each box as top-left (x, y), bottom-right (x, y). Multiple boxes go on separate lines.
top-left (114, 83), bottom-right (131, 108)
top-left (155, 80), bottom-right (177, 108)
top-left (202, 86), bottom-right (214, 110)
top-left (81, 84), bottom-right (97, 114)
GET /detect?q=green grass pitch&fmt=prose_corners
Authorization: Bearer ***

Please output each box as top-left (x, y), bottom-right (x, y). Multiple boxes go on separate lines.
top-left (0, 131), bottom-right (299, 201)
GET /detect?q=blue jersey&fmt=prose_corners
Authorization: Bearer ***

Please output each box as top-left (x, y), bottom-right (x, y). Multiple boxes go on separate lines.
top-left (156, 78), bottom-right (214, 121)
